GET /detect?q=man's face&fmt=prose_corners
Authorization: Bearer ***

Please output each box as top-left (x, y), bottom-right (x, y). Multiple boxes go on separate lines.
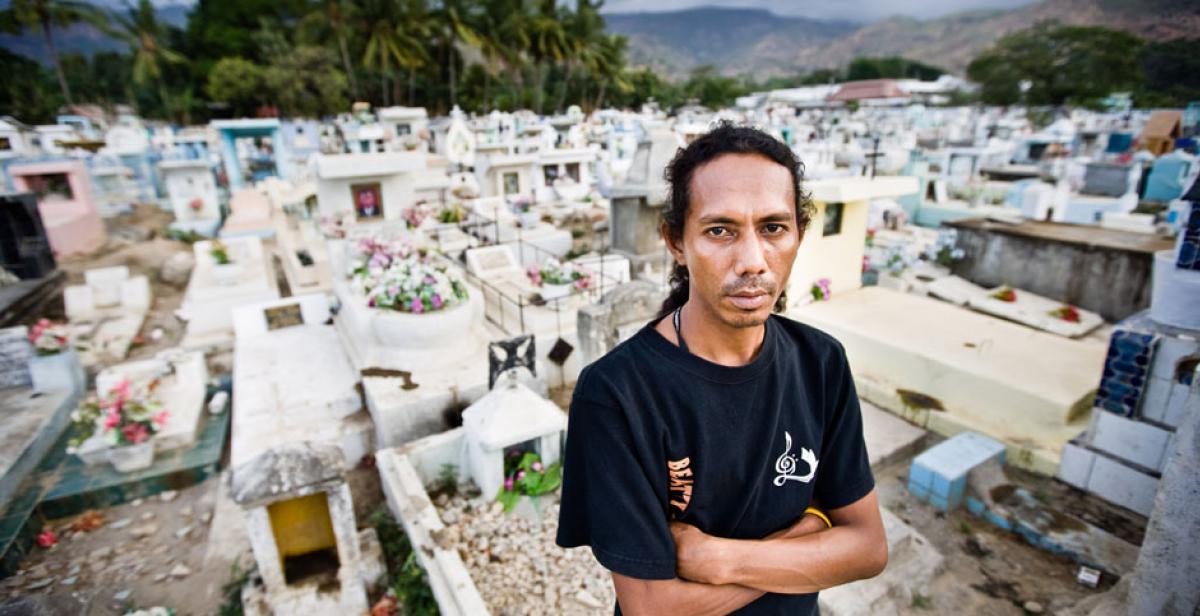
top-left (666, 153), bottom-right (802, 329)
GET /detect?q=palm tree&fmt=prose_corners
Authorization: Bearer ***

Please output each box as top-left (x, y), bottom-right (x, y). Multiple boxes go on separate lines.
top-left (0, 0), bottom-right (111, 108)
top-left (555, 0), bottom-right (604, 113)
top-left (526, 0), bottom-right (567, 114)
top-left (430, 0), bottom-right (481, 109)
top-left (475, 0), bottom-right (525, 111)
top-left (110, 0), bottom-right (185, 120)
top-left (355, 0), bottom-right (428, 106)
top-left (301, 0), bottom-right (361, 100)
top-left (591, 34), bottom-right (631, 110)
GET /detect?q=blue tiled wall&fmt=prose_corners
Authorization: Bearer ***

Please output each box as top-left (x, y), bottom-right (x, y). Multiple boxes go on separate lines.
top-left (1095, 330), bottom-right (1158, 417)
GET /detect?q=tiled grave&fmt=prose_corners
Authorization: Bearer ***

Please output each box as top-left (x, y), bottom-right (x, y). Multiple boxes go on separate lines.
top-left (0, 386), bottom-right (229, 578)
top-left (1094, 330), bottom-right (1157, 417)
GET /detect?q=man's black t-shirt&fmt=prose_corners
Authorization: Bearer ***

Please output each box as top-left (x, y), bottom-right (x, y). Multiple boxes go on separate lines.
top-left (555, 314), bottom-right (875, 615)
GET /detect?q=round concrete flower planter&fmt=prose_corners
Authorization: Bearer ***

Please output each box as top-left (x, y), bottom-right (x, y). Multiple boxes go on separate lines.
top-left (539, 282), bottom-right (573, 300)
top-left (370, 298), bottom-right (474, 349)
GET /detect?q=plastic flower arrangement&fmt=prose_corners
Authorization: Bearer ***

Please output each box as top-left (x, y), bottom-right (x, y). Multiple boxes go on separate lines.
top-left (28, 318), bottom-right (70, 356)
top-left (437, 204), bottom-right (466, 224)
top-left (884, 245), bottom-right (914, 275)
top-left (209, 240), bottom-right (231, 265)
top-left (495, 449), bottom-right (562, 512)
top-left (402, 202), bottom-right (434, 229)
top-left (348, 236), bottom-right (469, 314)
top-left (1049, 304), bottom-right (1081, 322)
top-left (992, 286), bottom-right (1017, 302)
top-left (810, 278), bottom-right (832, 302)
top-left (925, 229), bottom-right (966, 267)
top-left (526, 258), bottom-right (594, 290)
top-left (69, 379), bottom-right (169, 451)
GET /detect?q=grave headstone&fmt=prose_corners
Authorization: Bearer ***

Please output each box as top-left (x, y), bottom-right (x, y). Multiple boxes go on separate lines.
top-left (1081, 162), bottom-right (1133, 197)
top-left (577, 280), bottom-right (665, 366)
top-left (0, 326), bottom-right (33, 389)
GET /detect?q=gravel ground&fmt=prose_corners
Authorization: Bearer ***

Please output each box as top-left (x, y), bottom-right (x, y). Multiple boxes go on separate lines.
top-left (434, 490), bottom-right (615, 616)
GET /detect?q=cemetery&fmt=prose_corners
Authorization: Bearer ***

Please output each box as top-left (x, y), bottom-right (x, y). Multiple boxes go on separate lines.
top-left (0, 10), bottom-right (1199, 614)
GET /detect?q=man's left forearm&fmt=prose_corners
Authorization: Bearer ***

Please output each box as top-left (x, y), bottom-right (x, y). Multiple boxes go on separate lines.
top-left (675, 490), bottom-right (888, 595)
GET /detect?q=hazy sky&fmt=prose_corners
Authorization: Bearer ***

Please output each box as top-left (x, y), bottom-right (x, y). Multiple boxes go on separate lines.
top-left (601, 0), bottom-right (1042, 22)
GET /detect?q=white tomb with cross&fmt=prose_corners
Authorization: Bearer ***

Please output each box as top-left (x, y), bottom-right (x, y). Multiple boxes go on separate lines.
top-left (462, 371), bottom-right (566, 499)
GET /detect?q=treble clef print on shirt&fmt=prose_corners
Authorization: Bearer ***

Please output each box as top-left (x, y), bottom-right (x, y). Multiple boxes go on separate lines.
top-left (773, 431), bottom-right (819, 487)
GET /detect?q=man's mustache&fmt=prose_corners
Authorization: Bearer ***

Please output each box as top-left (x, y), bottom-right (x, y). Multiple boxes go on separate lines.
top-left (721, 276), bottom-right (777, 296)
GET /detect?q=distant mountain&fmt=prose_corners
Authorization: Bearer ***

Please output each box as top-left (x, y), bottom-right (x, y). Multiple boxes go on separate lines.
top-left (606, 0), bottom-right (1200, 78)
top-left (603, 7), bottom-right (858, 80)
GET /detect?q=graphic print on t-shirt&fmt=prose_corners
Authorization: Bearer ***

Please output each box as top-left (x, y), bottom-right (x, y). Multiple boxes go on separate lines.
top-left (667, 456), bottom-right (693, 512)
top-left (772, 431), bottom-right (819, 487)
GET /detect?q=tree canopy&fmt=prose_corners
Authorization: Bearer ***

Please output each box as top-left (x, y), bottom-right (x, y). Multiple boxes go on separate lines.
top-left (967, 21), bottom-right (1144, 108)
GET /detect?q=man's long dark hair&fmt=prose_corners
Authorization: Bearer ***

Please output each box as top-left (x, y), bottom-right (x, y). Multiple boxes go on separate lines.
top-left (657, 122), bottom-right (816, 320)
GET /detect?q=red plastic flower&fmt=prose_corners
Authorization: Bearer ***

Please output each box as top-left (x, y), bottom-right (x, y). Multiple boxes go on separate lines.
top-left (1051, 305), bottom-right (1081, 323)
top-left (36, 529), bottom-right (57, 548)
top-left (152, 411), bottom-right (170, 427)
top-left (991, 287), bottom-right (1017, 302)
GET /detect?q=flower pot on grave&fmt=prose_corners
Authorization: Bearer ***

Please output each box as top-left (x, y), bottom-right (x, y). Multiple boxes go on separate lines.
top-left (107, 441), bottom-right (155, 473)
top-left (29, 350), bottom-right (83, 394)
top-left (74, 434), bottom-right (110, 467)
top-left (540, 282), bottom-right (573, 300)
top-left (212, 262), bottom-right (242, 285)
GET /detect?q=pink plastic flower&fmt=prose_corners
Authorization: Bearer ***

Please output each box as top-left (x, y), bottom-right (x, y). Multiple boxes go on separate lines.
top-left (112, 379), bottom-right (131, 399)
top-left (410, 298), bottom-right (424, 313)
top-left (152, 411), bottom-right (170, 427)
top-left (531, 461), bottom-right (543, 472)
top-left (504, 476), bottom-right (514, 491)
top-left (431, 294), bottom-right (443, 310)
top-left (103, 410), bottom-right (121, 430)
top-left (122, 423), bottom-right (149, 444)
top-left (516, 470), bottom-right (526, 481)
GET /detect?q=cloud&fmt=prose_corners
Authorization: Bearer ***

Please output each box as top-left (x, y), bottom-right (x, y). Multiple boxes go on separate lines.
top-left (602, 0), bottom-right (1041, 22)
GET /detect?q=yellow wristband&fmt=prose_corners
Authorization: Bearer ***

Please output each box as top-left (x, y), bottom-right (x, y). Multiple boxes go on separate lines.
top-left (805, 506), bottom-right (832, 529)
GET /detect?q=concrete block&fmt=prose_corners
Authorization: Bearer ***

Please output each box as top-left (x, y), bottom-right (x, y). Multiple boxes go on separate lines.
top-left (1088, 410), bottom-right (1174, 471)
top-left (1162, 382), bottom-right (1195, 429)
top-left (908, 431), bottom-right (1006, 511)
top-left (1086, 454), bottom-right (1159, 517)
top-left (1058, 439), bottom-right (1097, 489)
top-left (1140, 377), bottom-right (1174, 424)
top-left (120, 276), bottom-right (152, 312)
top-left (861, 400), bottom-right (927, 468)
top-left (1150, 336), bottom-right (1200, 382)
top-left (63, 285), bottom-right (94, 321)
